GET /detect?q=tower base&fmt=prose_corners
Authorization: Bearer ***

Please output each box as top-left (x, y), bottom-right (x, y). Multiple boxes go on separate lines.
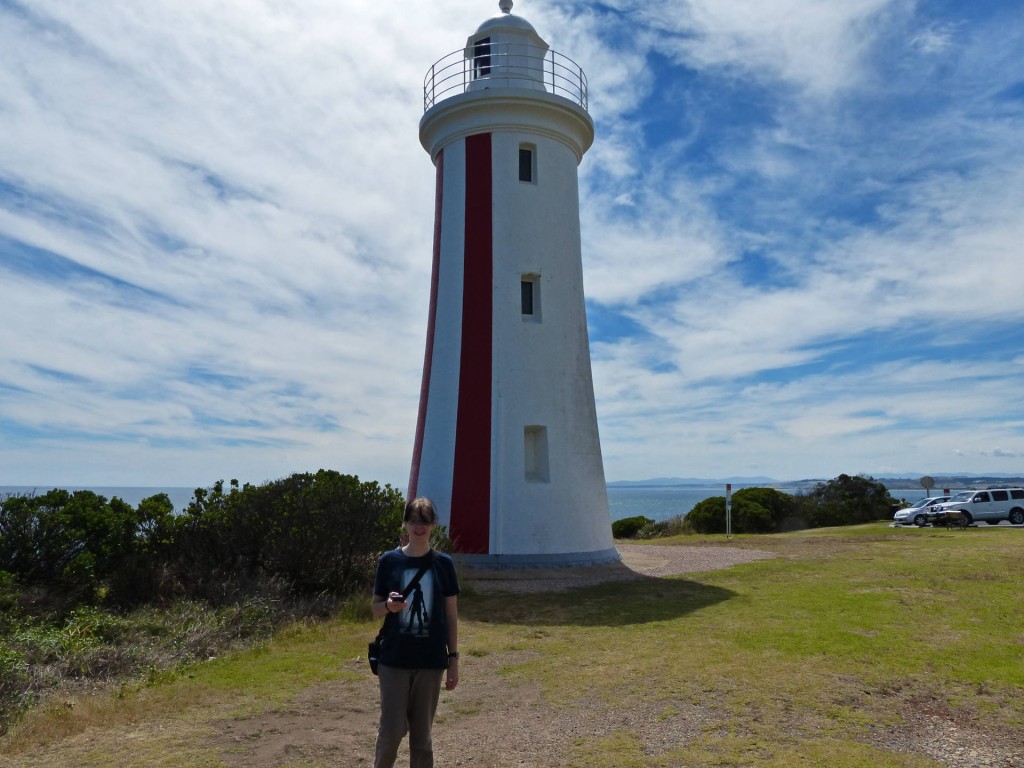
top-left (453, 547), bottom-right (622, 570)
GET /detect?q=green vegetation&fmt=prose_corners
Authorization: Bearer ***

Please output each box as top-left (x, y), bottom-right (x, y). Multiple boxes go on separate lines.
top-left (667, 474), bottom-right (897, 536)
top-left (2, 523), bottom-right (1020, 767)
top-left (611, 515), bottom-right (654, 539)
top-left (0, 471), bottom-right (404, 732)
top-left (449, 525), bottom-right (1023, 766)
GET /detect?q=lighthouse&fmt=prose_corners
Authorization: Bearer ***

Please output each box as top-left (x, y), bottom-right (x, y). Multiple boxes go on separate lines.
top-left (408, 1), bottom-right (618, 568)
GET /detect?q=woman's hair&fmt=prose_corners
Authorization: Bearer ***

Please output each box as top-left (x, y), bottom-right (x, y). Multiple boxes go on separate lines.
top-left (404, 497), bottom-right (438, 523)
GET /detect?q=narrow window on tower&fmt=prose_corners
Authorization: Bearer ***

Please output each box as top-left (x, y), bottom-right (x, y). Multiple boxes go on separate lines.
top-left (518, 144), bottom-right (535, 183)
top-left (473, 37), bottom-right (492, 79)
top-left (524, 425), bottom-right (550, 483)
top-left (521, 273), bottom-right (540, 321)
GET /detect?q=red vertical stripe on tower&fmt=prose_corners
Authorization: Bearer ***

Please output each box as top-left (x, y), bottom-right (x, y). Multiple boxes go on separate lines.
top-left (449, 133), bottom-right (492, 554)
top-left (407, 150), bottom-right (445, 500)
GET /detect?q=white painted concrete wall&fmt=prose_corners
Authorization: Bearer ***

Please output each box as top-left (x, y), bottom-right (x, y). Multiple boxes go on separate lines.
top-left (415, 33), bottom-right (617, 566)
top-left (489, 130), bottom-right (611, 556)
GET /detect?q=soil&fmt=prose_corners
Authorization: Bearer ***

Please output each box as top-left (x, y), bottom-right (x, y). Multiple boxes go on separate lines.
top-left (208, 544), bottom-right (1023, 768)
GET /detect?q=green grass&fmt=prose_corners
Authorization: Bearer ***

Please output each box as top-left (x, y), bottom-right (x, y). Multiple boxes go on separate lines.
top-left (2, 523), bottom-right (1022, 767)
top-left (458, 524), bottom-right (1023, 764)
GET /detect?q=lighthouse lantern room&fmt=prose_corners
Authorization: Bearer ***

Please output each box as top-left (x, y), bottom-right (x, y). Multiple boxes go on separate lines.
top-left (409, 1), bottom-right (618, 568)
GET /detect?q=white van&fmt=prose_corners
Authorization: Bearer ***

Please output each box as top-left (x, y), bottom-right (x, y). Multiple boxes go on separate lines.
top-left (932, 488), bottom-right (1024, 525)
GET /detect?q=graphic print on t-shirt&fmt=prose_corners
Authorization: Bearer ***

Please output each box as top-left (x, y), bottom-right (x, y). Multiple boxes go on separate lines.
top-left (398, 567), bottom-right (433, 638)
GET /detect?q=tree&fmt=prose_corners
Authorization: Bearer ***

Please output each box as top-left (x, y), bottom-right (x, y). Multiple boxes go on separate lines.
top-left (612, 515), bottom-right (654, 539)
top-left (0, 471), bottom-right (407, 609)
top-left (169, 471), bottom-right (405, 598)
top-left (683, 478), bottom-right (895, 534)
top-left (684, 496), bottom-right (726, 534)
top-left (0, 490), bottom-right (139, 603)
top-left (799, 474), bottom-right (896, 527)
top-left (733, 487), bottom-right (798, 532)
top-left (684, 487), bottom-right (800, 534)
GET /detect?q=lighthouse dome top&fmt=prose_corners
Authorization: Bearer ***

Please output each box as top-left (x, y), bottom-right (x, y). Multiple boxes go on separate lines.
top-left (472, 1), bottom-right (540, 37)
top-left (422, 0), bottom-right (589, 112)
top-left (468, 0), bottom-right (548, 53)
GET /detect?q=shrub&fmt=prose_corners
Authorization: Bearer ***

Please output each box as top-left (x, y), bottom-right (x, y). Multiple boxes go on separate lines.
top-left (164, 471), bottom-right (405, 600)
top-left (685, 496), bottom-right (727, 534)
top-left (0, 471), bottom-right (405, 733)
top-left (798, 474), bottom-right (896, 527)
top-left (0, 643), bottom-right (29, 734)
top-left (684, 488), bottom-right (799, 534)
top-left (684, 477), bottom-right (898, 534)
top-left (0, 490), bottom-right (140, 606)
top-left (0, 470), bottom-right (406, 609)
top-left (630, 514), bottom-right (688, 539)
top-left (612, 516), bottom-right (654, 539)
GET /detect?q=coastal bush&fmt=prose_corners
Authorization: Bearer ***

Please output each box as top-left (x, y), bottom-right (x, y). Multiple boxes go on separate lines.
top-left (685, 496), bottom-right (728, 534)
top-left (797, 473), bottom-right (896, 527)
top-left (0, 470), bottom-right (404, 609)
top-left (0, 490), bottom-right (142, 607)
top-left (684, 492), bottom-right (781, 534)
top-left (0, 470), bottom-right (404, 733)
top-left (167, 471), bottom-right (404, 599)
top-left (0, 594), bottom-right (320, 736)
top-left (0, 571), bottom-right (17, 618)
top-left (612, 515), bottom-right (654, 539)
top-left (631, 514), bottom-right (688, 539)
top-left (683, 477), bottom-right (895, 534)
top-left (0, 643), bottom-right (29, 733)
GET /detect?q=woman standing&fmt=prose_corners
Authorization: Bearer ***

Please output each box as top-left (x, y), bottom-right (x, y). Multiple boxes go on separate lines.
top-left (371, 497), bottom-right (460, 768)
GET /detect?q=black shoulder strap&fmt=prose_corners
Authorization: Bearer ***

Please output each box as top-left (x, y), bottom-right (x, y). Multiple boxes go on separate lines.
top-left (400, 549), bottom-right (436, 595)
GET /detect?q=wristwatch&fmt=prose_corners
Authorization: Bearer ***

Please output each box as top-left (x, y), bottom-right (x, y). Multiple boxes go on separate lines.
top-left (448, 651), bottom-right (460, 659)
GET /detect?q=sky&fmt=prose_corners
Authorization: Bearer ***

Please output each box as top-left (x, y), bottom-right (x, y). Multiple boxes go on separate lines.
top-left (2, 0), bottom-right (1023, 489)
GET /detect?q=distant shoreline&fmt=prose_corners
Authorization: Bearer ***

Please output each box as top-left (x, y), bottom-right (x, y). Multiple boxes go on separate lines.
top-left (608, 476), bottom-right (1024, 492)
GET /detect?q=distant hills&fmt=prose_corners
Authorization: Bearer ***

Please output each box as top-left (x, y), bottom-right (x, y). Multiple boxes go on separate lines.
top-left (608, 474), bottom-right (1024, 491)
top-left (607, 476), bottom-right (776, 486)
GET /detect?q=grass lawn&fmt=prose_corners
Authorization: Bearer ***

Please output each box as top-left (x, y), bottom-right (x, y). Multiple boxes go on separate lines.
top-left (2, 523), bottom-right (1021, 767)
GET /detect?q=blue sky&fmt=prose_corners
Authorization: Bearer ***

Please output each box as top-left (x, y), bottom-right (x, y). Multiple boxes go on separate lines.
top-left (1, 0), bottom-right (1023, 488)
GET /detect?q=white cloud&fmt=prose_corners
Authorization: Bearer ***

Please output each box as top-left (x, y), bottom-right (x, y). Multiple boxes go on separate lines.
top-left (0, 0), bottom-right (460, 485)
top-left (910, 23), bottom-right (958, 54)
top-left (1, 0), bottom-right (1022, 488)
top-left (587, 0), bottom-right (902, 96)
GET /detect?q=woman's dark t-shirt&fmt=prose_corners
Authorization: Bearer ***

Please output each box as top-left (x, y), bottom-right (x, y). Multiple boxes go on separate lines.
top-left (373, 549), bottom-right (460, 669)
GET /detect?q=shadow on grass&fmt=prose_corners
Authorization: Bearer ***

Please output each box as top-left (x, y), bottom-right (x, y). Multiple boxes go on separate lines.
top-left (460, 573), bottom-right (736, 627)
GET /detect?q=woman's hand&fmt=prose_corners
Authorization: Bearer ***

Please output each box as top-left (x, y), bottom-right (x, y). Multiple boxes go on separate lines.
top-left (386, 591), bottom-right (407, 612)
top-left (445, 658), bottom-right (459, 690)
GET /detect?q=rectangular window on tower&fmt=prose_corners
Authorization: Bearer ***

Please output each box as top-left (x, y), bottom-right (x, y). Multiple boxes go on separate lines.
top-left (521, 273), bottom-right (540, 321)
top-left (473, 37), bottom-right (492, 79)
top-left (524, 425), bottom-right (550, 483)
top-left (518, 144), bottom-right (535, 183)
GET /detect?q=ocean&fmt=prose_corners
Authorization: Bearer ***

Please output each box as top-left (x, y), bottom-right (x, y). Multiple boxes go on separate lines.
top-left (605, 485), bottom-right (732, 522)
top-left (1, 484), bottom-right (930, 523)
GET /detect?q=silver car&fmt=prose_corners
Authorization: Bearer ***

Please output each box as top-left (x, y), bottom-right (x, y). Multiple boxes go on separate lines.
top-left (893, 496), bottom-right (951, 526)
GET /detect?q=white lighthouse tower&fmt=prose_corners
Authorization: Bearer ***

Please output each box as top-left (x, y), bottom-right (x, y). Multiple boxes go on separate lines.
top-left (408, 1), bottom-right (618, 568)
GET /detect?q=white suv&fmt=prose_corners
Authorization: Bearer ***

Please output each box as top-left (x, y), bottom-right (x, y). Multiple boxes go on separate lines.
top-left (930, 488), bottom-right (1024, 526)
